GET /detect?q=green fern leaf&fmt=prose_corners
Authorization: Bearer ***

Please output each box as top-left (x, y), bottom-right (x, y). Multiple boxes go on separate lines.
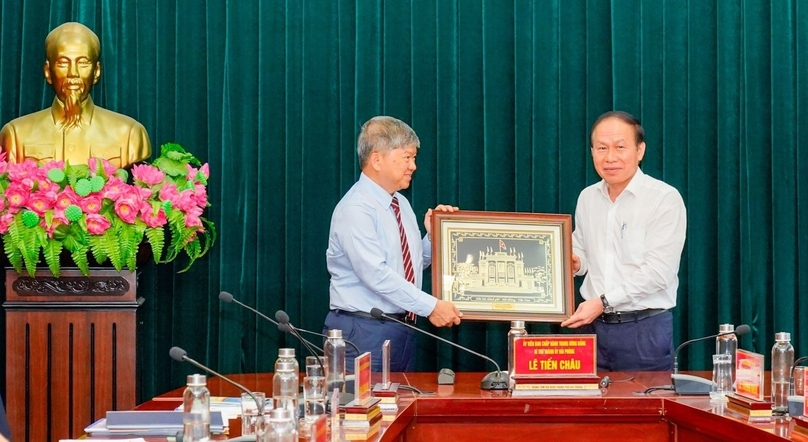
top-left (71, 247), bottom-right (90, 276)
top-left (2, 233), bottom-right (22, 275)
top-left (43, 240), bottom-right (63, 278)
top-left (20, 223), bottom-right (42, 277)
top-left (178, 237), bottom-right (201, 273)
top-left (102, 230), bottom-right (123, 271)
top-left (163, 211), bottom-right (186, 262)
top-left (198, 218), bottom-right (217, 257)
top-left (88, 234), bottom-right (109, 264)
top-left (145, 227), bottom-right (165, 263)
top-left (126, 230), bottom-right (145, 271)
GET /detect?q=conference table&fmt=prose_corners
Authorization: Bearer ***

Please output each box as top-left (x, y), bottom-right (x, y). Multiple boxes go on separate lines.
top-left (128, 371), bottom-right (806, 441)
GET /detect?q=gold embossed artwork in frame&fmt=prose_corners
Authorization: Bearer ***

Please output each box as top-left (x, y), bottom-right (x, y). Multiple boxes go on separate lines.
top-left (431, 211), bottom-right (574, 322)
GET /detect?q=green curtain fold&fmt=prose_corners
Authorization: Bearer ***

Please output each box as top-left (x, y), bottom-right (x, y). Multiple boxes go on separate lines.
top-left (0, 0), bottom-right (806, 402)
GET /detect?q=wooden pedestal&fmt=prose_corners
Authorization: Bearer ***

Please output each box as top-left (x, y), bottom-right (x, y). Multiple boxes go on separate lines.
top-left (3, 268), bottom-right (140, 442)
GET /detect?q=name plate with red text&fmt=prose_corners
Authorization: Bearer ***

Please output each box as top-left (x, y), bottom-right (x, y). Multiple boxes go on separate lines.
top-left (735, 349), bottom-right (765, 401)
top-left (353, 352), bottom-right (373, 405)
top-left (513, 335), bottom-right (597, 377)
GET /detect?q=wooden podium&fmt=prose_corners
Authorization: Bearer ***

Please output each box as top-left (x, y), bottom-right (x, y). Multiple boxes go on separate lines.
top-left (3, 268), bottom-right (140, 442)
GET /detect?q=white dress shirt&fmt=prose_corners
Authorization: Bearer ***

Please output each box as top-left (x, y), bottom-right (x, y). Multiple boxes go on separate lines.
top-left (572, 168), bottom-right (687, 311)
top-left (327, 173), bottom-right (438, 317)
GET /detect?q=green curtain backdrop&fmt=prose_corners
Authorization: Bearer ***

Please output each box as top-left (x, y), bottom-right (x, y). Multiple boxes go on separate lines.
top-left (0, 0), bottom-right (806, 402)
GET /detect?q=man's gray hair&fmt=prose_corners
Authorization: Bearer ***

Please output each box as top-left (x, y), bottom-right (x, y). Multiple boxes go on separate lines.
top-left (357, 116), bottom-right (420, 167)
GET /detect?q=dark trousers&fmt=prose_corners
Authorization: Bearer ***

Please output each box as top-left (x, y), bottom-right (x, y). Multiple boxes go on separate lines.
top-left (323, 310), bottom-right (416, 373)
top-left (581, 310), bottom-right (674, 372)
top-left (0, 394), bottom-right (10, 441)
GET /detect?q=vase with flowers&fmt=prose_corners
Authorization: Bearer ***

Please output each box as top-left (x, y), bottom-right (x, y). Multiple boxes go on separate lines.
top-left (0, 143), bottom-right (216, 277)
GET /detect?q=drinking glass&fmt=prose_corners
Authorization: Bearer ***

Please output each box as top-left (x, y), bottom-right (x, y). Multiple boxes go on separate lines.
top-left (303, 376), bottom-right (327, 426)
top-left (793, 366), bottom-right (805, 396)
top-left (710, 354), bottom-right (732, 401)
top-left (241, 391), bottom-right (266, 435)
top-left (306, 355), bottom-right (326, 377)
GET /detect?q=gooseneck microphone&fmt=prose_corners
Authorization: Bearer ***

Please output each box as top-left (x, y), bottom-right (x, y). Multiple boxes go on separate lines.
top-left (275, 310), bottom-right (326, 376)
top-left (218, 291), bottom-right (323, 352)
top-left (671, 324), bottom-right (751, 395)
top-left (369, 308), bottom-right (508, 390)
top-left (169, 346), bottom-right (264, 413)
top-left (673, 324), bottom-right (751, 374)
top-left (278, 322), bottom-right (361, 355)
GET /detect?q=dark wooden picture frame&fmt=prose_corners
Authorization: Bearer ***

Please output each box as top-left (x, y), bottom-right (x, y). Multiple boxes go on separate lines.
top-left (431, 211), bottom-right (574, 322)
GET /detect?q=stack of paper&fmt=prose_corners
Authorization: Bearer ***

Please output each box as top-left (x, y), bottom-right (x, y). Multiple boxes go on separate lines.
top-left (84, 410), bottom-right (225, 437)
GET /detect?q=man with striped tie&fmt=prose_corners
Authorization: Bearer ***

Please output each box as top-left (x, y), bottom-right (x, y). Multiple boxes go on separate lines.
top-left (324, 116), bottom-right (463, 372)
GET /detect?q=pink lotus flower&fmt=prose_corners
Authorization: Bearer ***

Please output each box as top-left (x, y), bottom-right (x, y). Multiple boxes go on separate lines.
top-left (37, 180), bottom-right (61, 194)
top-left (185, 163), bottom-right (211, 181)
top-left (42, 161), bottom-right (65, 173)
top-left (26, 191), bottom-right (58, 215)
top-left (0, 160), bottom-right (8, 175)
top-left (114, 195), bottom-right (140, 224)
top-left (140, 204), bottom-right (167, 228)
top-left (0, 198), bottom-right (5, 212)
top-left (42, 210), bottom-right (70, 237)
top-left (89, 157), bottom-right (118, 178)
top-left (5, 184), bottom-right (29, 207)
top-left (132, 164), bottom-right (165, 186)
top-left (159, 182), bottom-right (179, 202)
top-left (85, 213), bottom-right (112, 234)
top-left (102, 177), bottom-right (129, 201)
top-left (8, 160), bottom-right (40, 182)
top-left (173, 189), bottom-right (198, 212)
top-left (52, 209), bottom-right (69, 226)
top-left (184, 205), bottom-right (204, 228)
top-left (0, 212), bottom-right (14, 234)
top-left (134, 186), bottom-right (153, 201)
top-left (194, 184), bottom-right (208, 207)
top-left (78, 195), bottom-right (103, 214)
top-left (55, 187), bottom-right (79, 210)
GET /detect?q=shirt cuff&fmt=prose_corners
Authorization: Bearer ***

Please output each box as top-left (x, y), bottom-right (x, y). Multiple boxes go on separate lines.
top-left (413, 292), bottom-right (438, 317)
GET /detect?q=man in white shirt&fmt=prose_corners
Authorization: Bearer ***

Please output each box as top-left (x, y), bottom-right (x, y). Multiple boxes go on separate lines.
top-left (561, 111), bottom-right (686, 371)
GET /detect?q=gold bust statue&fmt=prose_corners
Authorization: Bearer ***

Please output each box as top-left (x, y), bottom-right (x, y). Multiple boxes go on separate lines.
top-left (0, 22), bottom-right (150, 167)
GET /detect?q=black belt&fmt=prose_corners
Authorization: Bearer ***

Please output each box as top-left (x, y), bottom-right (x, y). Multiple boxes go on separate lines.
top-left (599, 309), bottom-right (667, 324)
top-left (331, 309), bottom-right (412, 324)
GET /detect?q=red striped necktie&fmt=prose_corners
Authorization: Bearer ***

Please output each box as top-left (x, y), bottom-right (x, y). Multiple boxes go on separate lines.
top-left (391, 196), bottom-right (417, 323)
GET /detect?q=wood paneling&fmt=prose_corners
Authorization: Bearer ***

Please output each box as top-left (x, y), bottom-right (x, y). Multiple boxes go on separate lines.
top-left (4, 269), bottom-right (139, 442)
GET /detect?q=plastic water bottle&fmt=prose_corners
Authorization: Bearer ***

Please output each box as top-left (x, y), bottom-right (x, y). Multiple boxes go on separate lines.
top-left (324, 329), bottom-right (346, 393)
top-left (182, 374), bottom-right (211, 442)
top-left (771, 332), bottom-right (794, 414)
top-left (508, 320), bottom-right (527, 390)
top-left (715, 324), bottom-right (738, 390)
top-left (265, 408), bottom-right (298, 442)
top-left (275, 348), bottom-right (299, 373)
top-left (273, 361), bottom-right (299, 425)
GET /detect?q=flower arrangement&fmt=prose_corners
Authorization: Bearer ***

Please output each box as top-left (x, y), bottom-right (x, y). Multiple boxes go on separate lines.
top-left (0, 143), bottom-right (216, 277)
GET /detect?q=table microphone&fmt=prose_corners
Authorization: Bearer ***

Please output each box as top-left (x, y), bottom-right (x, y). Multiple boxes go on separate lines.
top-left (277, 322), bottom-right (361, 355)
top-left (218, 291), bottom-right (323, 352)
top-left (671, 324), bottom-right (750, 395)
top-left (169, 346), bottom-right (264, 413)
top-left (369, 308), bottom-right (508, 390)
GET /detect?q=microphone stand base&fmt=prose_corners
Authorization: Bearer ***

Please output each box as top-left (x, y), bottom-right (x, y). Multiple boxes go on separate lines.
top-left (671, 373), bottom-right (712, 395)
top-left (480, 371), bottom-right (509, 390)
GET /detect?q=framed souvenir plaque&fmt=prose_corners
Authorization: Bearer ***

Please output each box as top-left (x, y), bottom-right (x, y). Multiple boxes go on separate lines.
top-left (431, 211), bottom-right (574, 322)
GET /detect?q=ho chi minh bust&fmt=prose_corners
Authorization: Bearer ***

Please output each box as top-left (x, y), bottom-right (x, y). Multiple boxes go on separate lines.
top-left (0, 22), bottom-right (150, 168)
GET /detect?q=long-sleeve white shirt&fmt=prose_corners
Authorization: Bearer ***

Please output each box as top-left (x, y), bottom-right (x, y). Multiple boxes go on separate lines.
top-left (572, 168), bottom-right (687, 311)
